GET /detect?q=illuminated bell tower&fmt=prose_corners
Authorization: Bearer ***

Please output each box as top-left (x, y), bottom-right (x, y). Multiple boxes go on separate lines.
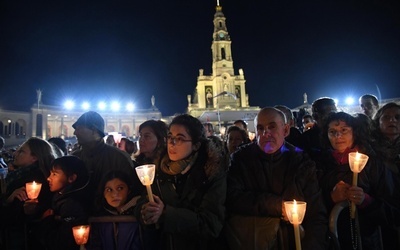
top-left (188, 1), bottom-right (250, 117)
top-left (212, 4), bottom-right (234, 76)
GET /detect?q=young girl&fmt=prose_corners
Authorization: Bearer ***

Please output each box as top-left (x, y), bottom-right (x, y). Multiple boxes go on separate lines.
top-left (88, 171), bottom-right (142, 250)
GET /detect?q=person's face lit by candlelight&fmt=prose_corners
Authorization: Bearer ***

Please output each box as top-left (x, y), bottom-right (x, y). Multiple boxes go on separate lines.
top-left (104, 178), bottom-right (129, 212)
top-left (327, 120), bottom-right (354, 153)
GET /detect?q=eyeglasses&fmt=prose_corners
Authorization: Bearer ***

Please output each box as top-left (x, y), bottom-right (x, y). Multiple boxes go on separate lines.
top-left (328, 127), bottom-right (352, 137)
top-left (167, 135), bottom-right (192, 146)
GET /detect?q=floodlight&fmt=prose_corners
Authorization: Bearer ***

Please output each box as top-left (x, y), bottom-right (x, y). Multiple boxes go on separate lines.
top-left (64, 100), bottom-right (75, 110)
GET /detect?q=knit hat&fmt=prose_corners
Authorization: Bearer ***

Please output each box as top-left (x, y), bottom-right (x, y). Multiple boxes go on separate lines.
top-left (72, 111), bottom-right (106, 138)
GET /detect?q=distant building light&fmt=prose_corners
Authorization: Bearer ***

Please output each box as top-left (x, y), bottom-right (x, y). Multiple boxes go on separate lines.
top-left (126, 102), bottom-right (135, 112)
top-left (345, 97), bottom-right (354, 105)
top-left (111, 101), bottom-right (120, 111)
top-left (64, 100), bottom-right (75, 110)
top-left (82, 102), bottom-right (90, 110)
top-left (98, 102), bottom-right (107, 110)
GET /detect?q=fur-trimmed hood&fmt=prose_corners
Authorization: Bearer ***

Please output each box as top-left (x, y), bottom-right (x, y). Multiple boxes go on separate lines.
top-left (202, 138), bottom-right (227, 179)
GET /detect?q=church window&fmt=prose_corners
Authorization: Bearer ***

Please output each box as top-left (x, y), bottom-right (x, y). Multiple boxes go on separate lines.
top-left (221, 48), bottom-right (226, 59)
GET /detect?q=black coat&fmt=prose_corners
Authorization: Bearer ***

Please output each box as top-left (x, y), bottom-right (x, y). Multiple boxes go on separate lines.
top-left (32, 179), bottom-right (91, 250)
top-left (317, 147), bottom-right (399, 250)
top-left (137, 140), bottom-right (227, 250)
top-left (226, 142), bottom-right (328, 249)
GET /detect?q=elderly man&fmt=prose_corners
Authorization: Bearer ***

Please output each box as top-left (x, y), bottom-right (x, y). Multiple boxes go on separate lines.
top-left (72, 111), bottom-right (140, 210)
top-left (225, 107), bottom-right (328, 249)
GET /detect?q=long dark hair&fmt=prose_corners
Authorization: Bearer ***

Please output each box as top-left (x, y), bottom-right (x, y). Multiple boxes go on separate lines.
top-left (321, 112), bottom-right (369, 152)
top-left (24, 137), bottom-right (58, 177)
top-left (169, 114), bottom-right (207, 145)
top-left (136, 120), bottom-right (168, 164)
top-left (372, 102), bottom-right (400, 138)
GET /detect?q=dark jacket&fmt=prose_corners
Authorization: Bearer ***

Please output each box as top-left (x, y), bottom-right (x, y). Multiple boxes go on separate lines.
top-left (226, 142), bottom-right (328, 250)
top-left (88, 196), bottom-right (142, 250)
top-left (317, 147), bottom-right (399, 250)
top-left (1, 162), bottom-right (52, 225)
top-left (32, 176), bottom-right (91, 250)
top-left (72, 140), bottom-right (138, 209)
top-left (137, 140), bottom-right (227, 250)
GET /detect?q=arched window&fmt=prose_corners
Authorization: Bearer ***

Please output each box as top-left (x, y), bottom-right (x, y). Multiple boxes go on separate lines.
top-left (221, 48), bottom-right (226, 59)
top-left (121, 125), bottom-right (130, 137)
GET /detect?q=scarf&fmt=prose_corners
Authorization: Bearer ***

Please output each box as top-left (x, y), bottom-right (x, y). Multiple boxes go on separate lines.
top-left (331, 147), bottom-right (358, 165)
top-left (160, 152), bottom-right (198, 175)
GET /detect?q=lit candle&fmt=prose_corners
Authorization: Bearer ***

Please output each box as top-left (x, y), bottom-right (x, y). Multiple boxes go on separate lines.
top-left (349, 151), bottom-right (369, 219)
top-left (72, 225), bottom-right (90, 246)
top-left (135, 165), bottom-right (156, 203)
top-left (292, 200), bottom-right (301, 250)
top-left (352, 152), bottom-right (360, 186)
top-left (25, 181), bottom-right (42, 200)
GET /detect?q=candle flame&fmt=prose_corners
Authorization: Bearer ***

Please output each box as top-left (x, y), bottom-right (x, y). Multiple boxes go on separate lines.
top-left (355, 152), bottom-right (361, 160)
top-left (292, 199), bottom-right (298, 213)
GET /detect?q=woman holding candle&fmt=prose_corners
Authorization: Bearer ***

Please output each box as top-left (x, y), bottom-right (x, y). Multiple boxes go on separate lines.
top-left (0, 137), bottom-right (58, 249)
top-left (318, 111), bottom-right (398, 250)
top-left (137, 114), bottom-right (227, 250)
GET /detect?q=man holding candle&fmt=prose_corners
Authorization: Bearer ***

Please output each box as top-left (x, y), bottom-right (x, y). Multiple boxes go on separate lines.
top-left (225, 107), bottom-right (328, 249)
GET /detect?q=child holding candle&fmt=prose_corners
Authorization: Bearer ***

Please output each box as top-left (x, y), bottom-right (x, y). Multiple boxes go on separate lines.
top-left (87, 170), bottom-right (142, 250)
top-left (31, 155), bottom-right (90, 250)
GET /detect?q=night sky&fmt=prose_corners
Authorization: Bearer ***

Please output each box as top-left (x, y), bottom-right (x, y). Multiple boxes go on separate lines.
top-left (1, 0), bottom-right (400, 116)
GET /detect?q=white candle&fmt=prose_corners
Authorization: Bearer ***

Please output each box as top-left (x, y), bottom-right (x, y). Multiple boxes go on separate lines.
top-left (72, 225), bottom-right (90, 246)
top-left (26, 181), bottom-right (42, 200)
top-left (351, 152), bottom-right (361, 219)
top-left (292, 200), bottom-right (301, 250)
top-left (144, 175), bottom-right (151, 185)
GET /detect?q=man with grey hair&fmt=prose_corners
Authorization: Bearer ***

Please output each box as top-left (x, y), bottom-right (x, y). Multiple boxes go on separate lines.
top-left (225, 107), bottom-right (328, 249)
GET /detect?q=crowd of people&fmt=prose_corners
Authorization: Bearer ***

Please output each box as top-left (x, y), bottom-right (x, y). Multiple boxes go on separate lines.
top-left (0, 93), bottom-right (399, 250)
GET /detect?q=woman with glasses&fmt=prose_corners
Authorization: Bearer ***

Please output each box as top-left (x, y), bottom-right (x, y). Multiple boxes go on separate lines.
top-left (317, 112), bottom-right (397, 250)
top-left (137, 114), bottom-right (227, 250)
